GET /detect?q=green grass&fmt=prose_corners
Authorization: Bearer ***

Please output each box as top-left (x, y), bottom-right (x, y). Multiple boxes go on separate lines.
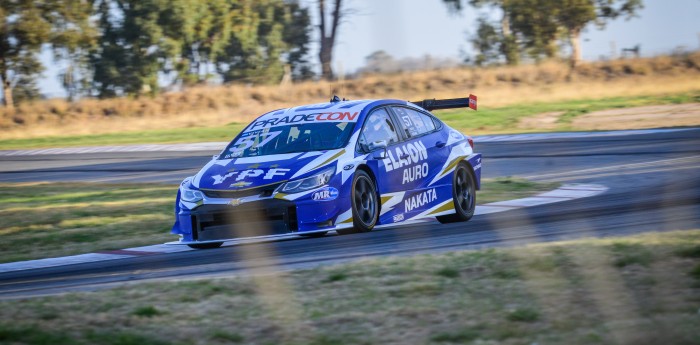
top-left (506, 307), bottom-right (541, 322)
top-left (0, 178), bottom-right (556, 263)
top-left (132, 306), bottom-right (163, 318)
top-left (437, 91), bottom-right (700, 134)
top-left (0, 230), bottom-right (698, 345)
top-left (610, 242), bottom-right (654, 267)
top-left (1, 92), bottom-right (698, 150)
top-left (0, 182), bottom-right (176, 263)
top-left (477, 177), bottom-right (559, 204)
top-left (0, 122), bottom-right (246, 150)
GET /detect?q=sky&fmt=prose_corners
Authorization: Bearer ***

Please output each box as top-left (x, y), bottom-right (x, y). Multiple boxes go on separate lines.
top-left (38, 0), bottom-right (700, 97)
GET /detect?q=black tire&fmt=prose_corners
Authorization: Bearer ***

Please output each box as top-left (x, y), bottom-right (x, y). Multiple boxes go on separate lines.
top-left (337, 170), bottom-right (379, 235)
top-left (187, 242), bottom-right (223, 249)
top-left (437, 162), bottom-right (476, 224)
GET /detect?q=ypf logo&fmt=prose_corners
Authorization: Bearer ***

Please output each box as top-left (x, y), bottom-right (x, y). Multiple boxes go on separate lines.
top-left (312, 187), bottom-right (339, 201)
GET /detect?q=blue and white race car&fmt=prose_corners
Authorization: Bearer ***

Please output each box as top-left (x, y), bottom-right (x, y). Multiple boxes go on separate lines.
top-left (172, 95), bottom-right (481, 248)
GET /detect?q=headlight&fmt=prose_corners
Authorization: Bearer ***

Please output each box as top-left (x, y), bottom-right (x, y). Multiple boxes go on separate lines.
top-left (278, 166), bottom-right (335, 194)
top-left (181, 186), bottom-right (204, 203)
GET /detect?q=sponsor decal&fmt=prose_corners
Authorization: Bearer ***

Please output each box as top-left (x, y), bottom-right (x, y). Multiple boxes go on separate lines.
top-left (404, 188), bottom-right (437, 213)
top-left (474, 163), bottom-right (482, 170)
top-left (393, 214), bottom-right (404, 222)
top-left (403, 162), bottom-right (429, 184)
top-left (383, 140), bottom-right (428, 172)
top-left (312, 187), bottom-right (339, 201)
top-left (212, 168), bottom-right (291, 185)
top-left (343, 164), bottom-right (354, 171)
top-left (450, 130), bottom-right (463, 140)
top-left (248, 111), bottom-right (359, 130)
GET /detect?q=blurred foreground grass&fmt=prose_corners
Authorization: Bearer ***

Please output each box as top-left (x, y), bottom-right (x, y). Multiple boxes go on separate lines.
top-left (1, 230), bottom-right (698, 344)
top-left (0, 92), bottom-right (697, 150)
top-left (0, 178), bottom-right (554, 263)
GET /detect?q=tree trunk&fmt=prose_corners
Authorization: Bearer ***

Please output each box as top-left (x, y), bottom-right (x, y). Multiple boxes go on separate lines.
top-left (500, 11), bottom-right (518, 65)
top-left (2, 78), bottom-right (13, 109)
top-left (500, 12), bottom-right (511, 37)
top-left (319, 37), bottom-right (333, 80)
top-left (318, 0), bottom-right (342, 81)
top-left (569, 29), bottom-right (582, 68)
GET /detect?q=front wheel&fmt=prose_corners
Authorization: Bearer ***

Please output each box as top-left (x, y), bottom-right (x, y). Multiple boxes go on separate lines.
top-left (338, 170), bottom-right (379, 235)
top-left (187, 242), bottom-right (223, 249)
top-left (437, 163), bottom-right (476, 224)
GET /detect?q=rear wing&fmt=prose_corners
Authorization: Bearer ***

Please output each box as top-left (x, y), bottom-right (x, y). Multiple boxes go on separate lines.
top-left (411, 94), bottom-right (477, 111)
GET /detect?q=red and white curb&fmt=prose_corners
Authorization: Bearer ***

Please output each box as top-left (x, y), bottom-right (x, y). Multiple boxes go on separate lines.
top-left (0, 183), bottom-right (607, 274)
top-left (1, 128), bottom-right (692, 156)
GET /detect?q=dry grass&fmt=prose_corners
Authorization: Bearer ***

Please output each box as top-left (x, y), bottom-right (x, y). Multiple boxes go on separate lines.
top-left (0, 230), bottom-right (698, 345)
top-left (1, 53), bottom-right (699, 140)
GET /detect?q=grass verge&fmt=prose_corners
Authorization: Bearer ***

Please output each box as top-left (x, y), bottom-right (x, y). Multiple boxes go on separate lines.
top-left (0, 178), bottom-right (555, 263)
top-left (438, 91), bottom-right (700, 135)
top-left (0, 92), bottom-right (698, 150)
top-left (0, 123), bottom-right (245, 150)
top-left (0, 230), bottom-right (698, 344)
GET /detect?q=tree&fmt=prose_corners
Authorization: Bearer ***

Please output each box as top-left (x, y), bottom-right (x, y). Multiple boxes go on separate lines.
top-left (445, 0), bottom-right (642, 66)
top-left (91, 0), bottom-right (190, 97)
top-left (52, 0), bottom-right (97, 101)
top-left (558, 0), bottom-right (642, 66)
top-left (444, 0), bottom-right (520, 65)
top-left (362, 50), bottom-right (395, 73)
top-left (282, 1), bottom-right (313, 80)
top-left (506, 0), bottom-right (561, 61)
top-left (176, 0), bottom-right (232, 86)
top-left (216, 0), bottom-right (312, 84)
top-left (317, 0), bottom-right (343, 80)
top-left (505, 0), bottom-right (642, 66)
top-left (1, 0), bottom-right (94, 108)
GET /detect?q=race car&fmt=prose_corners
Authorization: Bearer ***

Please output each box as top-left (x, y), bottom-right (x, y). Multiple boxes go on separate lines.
top-left (172, 95), bottom-right (481, 248)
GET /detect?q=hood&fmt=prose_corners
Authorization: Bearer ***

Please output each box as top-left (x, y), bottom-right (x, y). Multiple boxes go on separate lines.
top-left (195, 150), bottom-right (339, 190)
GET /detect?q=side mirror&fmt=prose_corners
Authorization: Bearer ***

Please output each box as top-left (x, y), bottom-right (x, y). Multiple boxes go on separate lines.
top-left (368, 140), bottom-right (388, 160)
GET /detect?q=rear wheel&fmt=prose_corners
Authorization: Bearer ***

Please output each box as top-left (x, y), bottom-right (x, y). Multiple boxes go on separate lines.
top-left (337, 170), bottom-right (379, 235)
top-left (187, 242), bottom-right (223, 249)
top-left (437, 163), bottom-right (476, 224)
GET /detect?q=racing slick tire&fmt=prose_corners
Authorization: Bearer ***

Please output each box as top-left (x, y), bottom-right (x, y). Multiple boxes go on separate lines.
top-left (187, 242), bottom-right (224, 249)
top-left (437, 162), bottom-right (476, 224)
top-left (338, 170), bottom-right (379, 235)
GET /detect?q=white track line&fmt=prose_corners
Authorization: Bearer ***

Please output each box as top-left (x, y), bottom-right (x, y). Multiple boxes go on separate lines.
top-left (0, 183), bottom-right (607, 274)
top-left (1, 128), bottom-right (694, 157)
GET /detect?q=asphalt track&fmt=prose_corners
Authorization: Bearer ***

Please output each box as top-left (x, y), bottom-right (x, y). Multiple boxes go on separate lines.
top-left (0, 128), bottom-right (699, 298)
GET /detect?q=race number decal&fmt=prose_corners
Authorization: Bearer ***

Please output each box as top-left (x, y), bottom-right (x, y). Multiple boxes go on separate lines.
top-left (227, 130), bottom-right (281, 157)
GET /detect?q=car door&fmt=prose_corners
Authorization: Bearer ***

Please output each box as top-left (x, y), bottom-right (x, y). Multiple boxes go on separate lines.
top-left (389, 106), bottom-right (450, 218)
top-left (356, 107), bottom-right (407, 223)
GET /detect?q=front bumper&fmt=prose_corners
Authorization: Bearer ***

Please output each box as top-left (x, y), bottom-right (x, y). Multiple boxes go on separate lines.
top-left (181, 199), bottom-right (298, 242)
top-left (172, 194), bottom-right (345, 243)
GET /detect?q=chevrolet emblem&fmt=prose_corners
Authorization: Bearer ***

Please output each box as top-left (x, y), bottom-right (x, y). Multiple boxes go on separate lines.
top-left (230, 181), bottom-right (252, 188)
top-left (228, 199), bottom-right (242, 207)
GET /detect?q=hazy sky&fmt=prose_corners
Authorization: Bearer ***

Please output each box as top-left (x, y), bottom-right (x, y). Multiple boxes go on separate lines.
top-left (39, 0), bottom-right (700, 97)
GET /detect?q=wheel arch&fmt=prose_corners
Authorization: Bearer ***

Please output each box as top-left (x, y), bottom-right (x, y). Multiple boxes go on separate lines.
top-left (354, 163), bottom-right (382, 211)
top-left (461, 157), bottom-right (481, 190)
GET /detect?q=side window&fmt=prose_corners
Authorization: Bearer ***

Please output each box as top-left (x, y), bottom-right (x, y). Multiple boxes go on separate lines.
top-left (393, 107), bottom-right (436, 137)
top-left (358, 108), bottom-right (399, 152)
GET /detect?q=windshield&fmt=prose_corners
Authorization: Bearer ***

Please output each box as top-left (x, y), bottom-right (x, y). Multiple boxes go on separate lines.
top-left (222, 122), bottom-right (355, 158)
